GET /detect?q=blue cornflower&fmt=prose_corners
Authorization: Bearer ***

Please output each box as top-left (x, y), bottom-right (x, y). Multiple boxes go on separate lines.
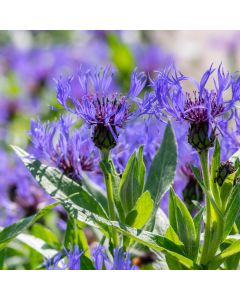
top-left (44, 245), bottom-right (84, 270)
top-left (148, 64), bottom-right (240, 151)
top-left (55, 66), bottom-right (146, 150)
top-left (112, 246), bottom-right (138, 270)
top-left (29, 115), bottom-right (98, 181)
top-left (45, 245), bottom-right (137, 270)
top-left (91, 245), bottom-right (138, 270)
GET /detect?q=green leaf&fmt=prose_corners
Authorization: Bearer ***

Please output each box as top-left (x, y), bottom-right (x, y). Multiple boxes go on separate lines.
top-left (220, 172), bottom-right (236, 209)
top-left (193, 207), bottom-right (204, 257)
top-left (223, 185), bottom-right (240, 239)
top-left (12, 145), bottom-right (108, 219)
top-left (165, 226), bottom-right (186, 270)
top-left (61, 197), bottom-right (196, 269)
top-left (192, 164), bottom-right (224, 262)
top-left (191, 165), bottom-right (204, 187)
top-left (169, 188), bottom-right (197, 260)
top-left (120, 146), bottom-right (146, 215)
top-left (152, 208), bottom-right (169, 235)
top-left (0, 202), bottom-right (58, 251)
top-left (145, 123), bottom-right (177, 226)
top-left (31, 223), bottom-right (61, 249)
top-left (14, 232), bottom-right (58, 259)
top-left (64, 217), bottom-right (90, 258)
top-left (209, 239), bottom-right (240, 269)
top-left (210, 139), bottom-right (221, 206)
top-left (80, 255), bottom-right (95, 270)
top-left (126, 191), bottom-right (153, 229)
top-left (165, 226), bottom-right (183, 247)
top-left (81, 173), bottom-right (108, 213)
top-left (220, 239), bottom-right (240, 270)
top-left (0, 249), bottom-right (5, 270)
top-left (100, 160), bottom-right (125, 222)
top-left (192, 165), bottom-right (223, 218)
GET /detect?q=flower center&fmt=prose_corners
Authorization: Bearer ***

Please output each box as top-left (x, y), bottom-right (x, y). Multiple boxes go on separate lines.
top-left (181, 91), bottom-right (224, 123)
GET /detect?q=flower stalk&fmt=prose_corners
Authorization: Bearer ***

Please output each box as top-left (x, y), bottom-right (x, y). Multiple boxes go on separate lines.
top-left (199, 150), bottom-right (212, 265)
top-left (100, 150), bottom-right (118, 248)
top-left (199, 149), bottom-right (223, 267)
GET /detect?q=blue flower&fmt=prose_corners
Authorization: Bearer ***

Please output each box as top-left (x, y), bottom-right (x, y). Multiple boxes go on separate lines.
top-left (44, 245), bottom-right (84, 270)
top-left (147, 64), bottom-right (240, 151)
top-left (45, 245), bottom-right (137, 270)
top-left (29, 115), bottom-right (99, 181)
top-left (91, 245), bottom-right (138, 270)
top-left (150, 64), bottom-right (239, 128)
top-left (112, 117), bottom-right (165, 173)
top-left (55, 66), bottom-right (146, 149)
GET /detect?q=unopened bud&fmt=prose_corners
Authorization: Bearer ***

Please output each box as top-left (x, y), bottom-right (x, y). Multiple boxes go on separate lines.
top-left (92, 124), bottom-right (118, 150)
top-left (188, 122), bottom-right (215, 152)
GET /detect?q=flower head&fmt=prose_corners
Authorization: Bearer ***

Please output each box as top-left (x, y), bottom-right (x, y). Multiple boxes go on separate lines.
top-left (91, 245), bottom-right (138, 270)
top-left (45, 244), bottom-right (137, 270)
top-left (55, 66), bottom-right (146, 150)
top-left (148, 64), bottom-right (240, 151)
top-left (29, 115), bottom-right (98, 181)
top-left (44, 245), bottom-right (84, 270)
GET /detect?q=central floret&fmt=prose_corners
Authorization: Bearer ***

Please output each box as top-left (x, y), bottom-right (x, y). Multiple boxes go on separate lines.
top-left (182, 91), bottom-right (224, 123)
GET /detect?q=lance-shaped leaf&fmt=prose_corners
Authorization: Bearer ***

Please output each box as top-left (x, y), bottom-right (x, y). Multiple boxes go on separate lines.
top-left (0, 202), bottom-right (58, 251)
top-left (210, 139), bottom-right (221, 206)
top-left (223, 185), bottom-right (240, 239)
top-left (208, 239), bottom-right (240, 269)
top-left (81, 173), bottom-right (108, 213)
top-left (169, 188), bottom-right (198, 260)
top-left (165, 226), bottom-right (186, 270)
top-left (126, 191), bottom-right (153, 229)
top-left (12, 145), bottom-right (108, 219)
top-left (64, 217), bottom-right (91, 258)
top-left (15, 233), bottom-right (58, 259)
top-left (145, 123), bottom-right (177, 224)
top-left (193, 207), bottom-right (204, 257)
top-left (100, 160), bottom-right (125, 222)
top-left (220, 239), bottom-right (240, 270)
top-left (152, 208), bottom-right (169, 235)
top-left (120, 146), bottom-right (146, 215)
top-left (220, 172), bottom-right (237, 209)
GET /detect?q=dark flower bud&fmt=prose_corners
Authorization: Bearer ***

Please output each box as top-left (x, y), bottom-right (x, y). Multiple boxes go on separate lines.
top-left (182, 178), bottom-right (203, 212)
top-left (92, 124), bottom-right (118, 150)
top-left (215, 161), bottom-right (236, 186)
top-left (188, 122), bottom-right (216, 152)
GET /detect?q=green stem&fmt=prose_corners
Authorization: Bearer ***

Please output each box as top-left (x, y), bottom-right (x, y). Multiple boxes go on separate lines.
top-left (100, 150), bottom-right (118, 248)
top-left (199, 150), bottom-right (212, 265)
